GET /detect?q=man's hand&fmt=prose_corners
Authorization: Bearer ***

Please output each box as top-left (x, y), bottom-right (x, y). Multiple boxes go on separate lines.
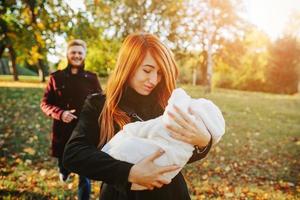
top-left (61, 109), bottom-right (77, 123)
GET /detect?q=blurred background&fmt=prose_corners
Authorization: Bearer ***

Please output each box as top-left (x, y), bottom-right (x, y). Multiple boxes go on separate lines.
top-left (0, 1), bottom-right (300, 199)
top-left (1, 0), bottom-right (300, 94)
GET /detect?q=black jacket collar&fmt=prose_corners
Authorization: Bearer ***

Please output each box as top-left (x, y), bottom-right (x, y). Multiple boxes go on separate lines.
top-left (65, 63), bottom-right (85, 75)
top-left (118, 87), bottom-right (163, 120)
top-left (119, 86), bottom-right (156, 108)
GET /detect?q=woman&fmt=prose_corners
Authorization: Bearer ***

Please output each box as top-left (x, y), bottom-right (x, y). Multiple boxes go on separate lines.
top-left (63, 33), bottom-right (212, 200)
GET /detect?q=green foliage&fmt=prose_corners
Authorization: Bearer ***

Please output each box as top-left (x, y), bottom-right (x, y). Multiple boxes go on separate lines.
top-left (0, 0), bottom-right (76, 81)
top-left (85, 38), bottom-right (121, 76)
top-left (176, 51), bottom-right (199, 84)
top-left (61, 19), bottom-right (122, 76)
top-left (176, 0), bottom-right (244, 86)
top-left (1, 0), bottom-right (299, 95)
top-left (213, 28), bottom-right (271, 92)
top-left (86, 0), bottom-right (184, 39)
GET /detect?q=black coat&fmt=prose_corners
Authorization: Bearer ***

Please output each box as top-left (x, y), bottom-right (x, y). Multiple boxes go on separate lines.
top-left (63, 87), bottom-right (212, 200)
top-left (40, 66), bottom-right (102, 157)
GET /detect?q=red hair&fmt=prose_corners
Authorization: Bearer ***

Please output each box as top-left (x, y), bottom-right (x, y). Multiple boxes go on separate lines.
top-left (98, 33), bottom-right (178, 147)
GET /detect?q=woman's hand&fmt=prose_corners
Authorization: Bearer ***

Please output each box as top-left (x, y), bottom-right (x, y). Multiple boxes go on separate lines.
top-left (128, 149), bottom-right (180, 190)
top-left (166, 105), bottom-right (211, 147)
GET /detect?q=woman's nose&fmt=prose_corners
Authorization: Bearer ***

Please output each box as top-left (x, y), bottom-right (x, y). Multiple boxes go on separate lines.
top-left (149, 72), bottom-right (159, 85)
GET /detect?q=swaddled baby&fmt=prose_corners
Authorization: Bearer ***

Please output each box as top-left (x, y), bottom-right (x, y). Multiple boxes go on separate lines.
top-left (102, 88), bottom-right (225, 190)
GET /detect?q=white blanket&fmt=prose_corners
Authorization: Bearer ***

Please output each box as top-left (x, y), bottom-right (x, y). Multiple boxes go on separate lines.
top-left (102, 88), bottom-right (225, 190)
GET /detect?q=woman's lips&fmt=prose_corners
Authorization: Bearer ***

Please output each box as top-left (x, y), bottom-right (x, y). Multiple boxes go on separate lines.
top-left (144, 85), bottom-right (154, 91)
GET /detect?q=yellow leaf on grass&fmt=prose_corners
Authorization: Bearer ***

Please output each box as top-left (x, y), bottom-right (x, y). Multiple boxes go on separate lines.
top-left (39, 169), bottom-right (47, 177)
top-left (15, 158), bottom-right (23, 164)
top-left (215, 146), bottom-right (221, 153)
top-left (225, 166), bottom-right (231, 172)
top-left (202, 174), bottom-right (208, 180)
top-left (23, 147), bottom-right (36, 155)
top-left (214, 166), bottom-right (222, 173)
top-left (202, 161), bottom-right (209, 167)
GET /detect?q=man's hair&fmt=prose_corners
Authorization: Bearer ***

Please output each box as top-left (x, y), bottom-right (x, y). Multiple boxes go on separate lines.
top-left (67, 39), bottom-right (87, 51)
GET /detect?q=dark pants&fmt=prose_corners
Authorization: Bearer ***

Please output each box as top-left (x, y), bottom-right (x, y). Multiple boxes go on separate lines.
top-left (58, 157), bottom-right (91, 200)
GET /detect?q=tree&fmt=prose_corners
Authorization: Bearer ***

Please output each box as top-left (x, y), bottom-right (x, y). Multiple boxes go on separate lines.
top-left (0, 0), bottom-right (20, 80)
top-left (266, 35), bottom-right (300, 94)
top-left (0, 0), bottom-right (75, 82)
top-left (284, 11), bottom-right (300, 92)
top-left (77, 0), bottom-right (184, 75)
top-left (85, 0), bottom-right (184, 39)
top-left (59, 11), bottom-right (121, 76)
top-left (20, 0), bottom-right (75, 82)
top-left (177, 0), bottom-right (244, 91)
top-left (214, 26), bottom-right (270, 92)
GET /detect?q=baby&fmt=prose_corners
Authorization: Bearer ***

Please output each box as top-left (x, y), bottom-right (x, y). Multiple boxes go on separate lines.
top-left (102, 88), bottom-right (225, 190)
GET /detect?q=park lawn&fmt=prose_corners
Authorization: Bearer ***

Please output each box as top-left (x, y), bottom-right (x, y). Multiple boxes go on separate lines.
top-left (0, 84), bottom-right (299, 199)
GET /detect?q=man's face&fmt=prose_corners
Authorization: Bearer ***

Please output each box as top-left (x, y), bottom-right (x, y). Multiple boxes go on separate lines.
top-left (67, 45), bottom-right (86, 67)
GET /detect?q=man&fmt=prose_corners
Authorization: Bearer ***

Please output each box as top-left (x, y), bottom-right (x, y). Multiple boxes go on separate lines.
top-left (40, 39), bottom-right (102, 200)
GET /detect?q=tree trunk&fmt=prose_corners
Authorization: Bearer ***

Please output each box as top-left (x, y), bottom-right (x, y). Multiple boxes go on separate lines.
top-left (0, 46), bottom-right (7, 74)
top-left (192, 68), bottom-right (197, 86)
top-left (8, 46), bottom-right (18, 81)
top-left (206, 42), bottom-right (213, 93)
top-left (38, 59), bottom-right (46, 82)
top-left (0, 45), bottom-right (5, 58)
top-left (199, 50), bottom-right (208, 85)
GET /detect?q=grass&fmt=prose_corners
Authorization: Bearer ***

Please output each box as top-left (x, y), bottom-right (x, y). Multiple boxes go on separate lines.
top-left (0, 75), bottom-right (108, 89)
top-left (0, 79), bottom-right (299, 199)
top-left (0, 75), bottom-right (48, 89)
top-left (0, 75), bottom-right (45, 82)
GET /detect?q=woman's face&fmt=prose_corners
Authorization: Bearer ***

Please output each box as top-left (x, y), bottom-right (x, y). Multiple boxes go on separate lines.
top-left (129, 52), bottom-right (162, 96)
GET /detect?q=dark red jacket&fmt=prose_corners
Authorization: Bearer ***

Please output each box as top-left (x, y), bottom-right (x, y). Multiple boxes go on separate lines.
top-left (40, 66), bottom-right (102, 157)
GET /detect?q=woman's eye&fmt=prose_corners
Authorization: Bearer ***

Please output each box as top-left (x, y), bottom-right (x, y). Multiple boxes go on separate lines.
top-left (143, 70), bottom-right (150, 73)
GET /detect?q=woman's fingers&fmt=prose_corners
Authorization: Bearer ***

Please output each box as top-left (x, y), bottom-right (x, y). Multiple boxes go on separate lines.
top-left (151, 181), bottom-right (164, 188)
top-left (157, 177), bottom-right (171, 185)
top-left (166, 123), bottom-right (188, 142)
top-left (145, 149), bottom-right (165, 162)
top-left (165, 123), bottom-right (189, 137)
top-left (166, 123), bottom-right (195, 143)
top-left (168, 106), bottom-right (198, 134)
top-left (158, 164), bottom-right (180, 174)
top-left (147, 186), bottom-right (154, 190)
top-left (173, 105), bottom-right (194, 127)
top-left (188, 107), bottom-right (205, 126)
top-left (167, 111), bottom-right (190, 130)
top-left (169, 132), bottom-right (192, 144)
top-left (129, 149), bottom-right (179, 190)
